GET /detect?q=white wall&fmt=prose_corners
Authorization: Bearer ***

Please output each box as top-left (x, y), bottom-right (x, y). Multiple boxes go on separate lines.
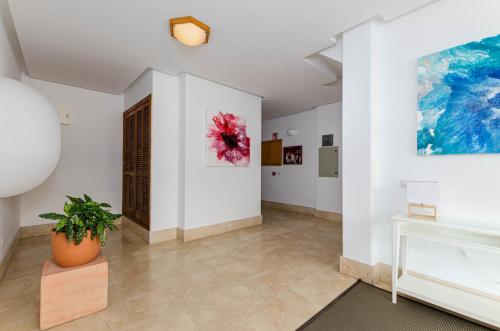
top-left (150, 70), bottom-right (179, 231)
top-left (342, 20), bottom-right (380, 265)
top-left (20, 75), bottom-right (123, 226)
top-left (376, 0), bottom-right (500, 261)
top-left (262, 110), bottom-right (317, 208)
top-left (316, 103), bottom-right (342, 213)
top-left (343, 0), bottom-right (500, 291)
top-left (0, 5), bottom-right (19, 79)
top-left (0, 197), bottom-right (20, 258)
top-left (261, 103), bottom-right (342, 213)
top-left (178, 74), bottom-right (186, 230)
top-left (124, 71), bottom-right (261, 231)
top-left (0, 3), bottom-right (21, 262)
top-left (376, 0), bottom-right (500, 292)
top-left (182, 74), bottom-right (262, 230)
top-left (124, 69), bottom-right (152, 110)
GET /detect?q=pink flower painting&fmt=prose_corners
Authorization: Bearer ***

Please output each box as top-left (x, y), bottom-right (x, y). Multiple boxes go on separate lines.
top-left (205, 110), bottom-right (250, 167)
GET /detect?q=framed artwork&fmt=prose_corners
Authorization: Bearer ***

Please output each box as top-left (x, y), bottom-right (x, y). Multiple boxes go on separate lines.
top-left (417, 34), bottom-right (500, 155)
top-left (283, 145), bottom-right (302, 165)
top-left (205, 109), bottom-right (250, 167)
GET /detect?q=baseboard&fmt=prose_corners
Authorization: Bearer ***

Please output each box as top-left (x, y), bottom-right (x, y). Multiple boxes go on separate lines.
top-left (123, 215), bottom-right (262, 244)
top-left (121, 217), bottom-right (150, 243)
top-left (339, 256), bottom-right (391, 292)
top-left (18, 217), bottom-right (169, 246)
top-left (0, 230), bottom-right (20, 281)
top-left (262, 200), bottom-right (315, 215)
top-left (150, 228), bottom-right (177, 244)
top-left (121, 217), bottom-right (176, 244)
top-left (177, 228), bottom-right (185, 242)
top-left (313, 209), bottom-right (342, 222)
top-left (27, 214), bottom-right (260, 245)
top-left (262, 200), bottom-right (342, 222)
top-left (21, 223), bottom-right (55, 238)
top-left (180, 215), bottom-right (263, 242)
top-left (21, 218), bottom-right (123, 239)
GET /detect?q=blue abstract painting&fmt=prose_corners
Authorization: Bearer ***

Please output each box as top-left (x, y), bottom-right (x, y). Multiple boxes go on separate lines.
top-left (417, 34), bottom-right (500, 155)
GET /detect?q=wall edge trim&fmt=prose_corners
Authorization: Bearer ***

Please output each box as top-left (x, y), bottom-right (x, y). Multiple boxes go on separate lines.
top-left (0, 229), bottom-right (21, 281)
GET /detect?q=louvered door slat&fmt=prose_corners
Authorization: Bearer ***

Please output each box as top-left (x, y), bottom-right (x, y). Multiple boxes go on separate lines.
top-left (123, 95), bottom-right (151, 230)
top-left (142, 104), bottom-right (150, 176)
top-left (136, 108), bottom-right (143, 174)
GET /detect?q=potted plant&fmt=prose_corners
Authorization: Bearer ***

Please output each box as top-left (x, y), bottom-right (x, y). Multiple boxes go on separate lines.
top-left (39, 194), bottom-right (121, 268)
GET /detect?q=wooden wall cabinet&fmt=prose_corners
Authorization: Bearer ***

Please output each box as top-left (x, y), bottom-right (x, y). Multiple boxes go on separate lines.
top-left (123, 95), bottom-right (151, 230)
top-left (262, 139), bottom-right (282, 166)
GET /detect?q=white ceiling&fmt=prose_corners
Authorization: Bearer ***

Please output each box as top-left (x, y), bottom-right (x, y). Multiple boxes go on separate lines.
top-left (8, 0), bottom-right (434, 119)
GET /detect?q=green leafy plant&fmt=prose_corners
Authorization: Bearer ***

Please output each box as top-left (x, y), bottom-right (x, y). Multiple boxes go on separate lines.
top-left (39, 194), bottom-right (121, 246)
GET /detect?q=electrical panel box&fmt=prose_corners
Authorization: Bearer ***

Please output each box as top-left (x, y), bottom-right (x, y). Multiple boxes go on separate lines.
top-left (318, 146), bottom-right (339, 178)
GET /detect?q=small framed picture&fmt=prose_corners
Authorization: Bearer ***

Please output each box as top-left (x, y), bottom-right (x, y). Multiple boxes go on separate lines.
top-left (408, 203), bottom-right (437, 220)
top-left (283, 146), bottom-right (302, 165)
top-left (272, 132), bottom-right (278, 140)
top-left (406, 181), bottom-right (438, 221)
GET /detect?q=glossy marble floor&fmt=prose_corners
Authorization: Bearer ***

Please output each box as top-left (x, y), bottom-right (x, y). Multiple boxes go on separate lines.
top-left (0, 207), bottom-right (356, 331)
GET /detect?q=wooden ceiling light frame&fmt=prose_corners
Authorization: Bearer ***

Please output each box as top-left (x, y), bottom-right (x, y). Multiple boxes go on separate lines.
top-left (169, 16), bottom-right (210, 44)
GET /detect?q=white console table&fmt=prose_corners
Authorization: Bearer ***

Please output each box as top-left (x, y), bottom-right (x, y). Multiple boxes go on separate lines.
top-left (392, 214), bottom-right (500, 328)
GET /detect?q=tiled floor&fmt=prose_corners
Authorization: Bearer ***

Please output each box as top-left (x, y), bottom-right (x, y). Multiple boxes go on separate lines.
top-left (0, 207), bottom-right (356, 331)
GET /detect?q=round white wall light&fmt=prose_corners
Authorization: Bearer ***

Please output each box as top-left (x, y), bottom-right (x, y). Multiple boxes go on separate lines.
top-left (287, 129), bottom-right (298, 136)
top-left (0, 78), bottom-right (61, 198)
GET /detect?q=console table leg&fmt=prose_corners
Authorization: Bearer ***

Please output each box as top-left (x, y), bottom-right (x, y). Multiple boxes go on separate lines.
top-left (392, 223), bottom-right (400, 304)
top-left (401, 235), bottom-right (408, 275)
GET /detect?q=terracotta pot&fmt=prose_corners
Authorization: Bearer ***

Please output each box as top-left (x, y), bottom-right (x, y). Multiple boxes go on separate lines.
top-left (51, 230), bottom-right (101, 268)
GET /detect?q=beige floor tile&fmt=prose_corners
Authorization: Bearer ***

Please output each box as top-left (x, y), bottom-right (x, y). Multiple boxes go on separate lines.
top-left (49, 312), bottom-right (110, 331)
top-left (289, 269), bottom-right (357, 308)
top-left (140, 312), bottom-right (200, 331)
top-left (0, 207), bottom-right (349, 331)
top-left (265, 289), bottom-right (323, 331)
top-left (97, 301), bottom-right (140, 330)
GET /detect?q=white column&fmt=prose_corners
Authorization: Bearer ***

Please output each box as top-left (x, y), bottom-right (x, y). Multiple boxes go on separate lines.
top-left (342, 19), bottom-right (381, 266)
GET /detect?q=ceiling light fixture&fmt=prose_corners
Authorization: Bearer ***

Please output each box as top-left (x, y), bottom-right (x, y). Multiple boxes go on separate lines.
top-left (169, 16), bottom-right (210, 46)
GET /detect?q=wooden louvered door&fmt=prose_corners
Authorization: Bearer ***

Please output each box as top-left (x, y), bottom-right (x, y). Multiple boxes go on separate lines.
top-left (123, 95), bottom-right (151, 230)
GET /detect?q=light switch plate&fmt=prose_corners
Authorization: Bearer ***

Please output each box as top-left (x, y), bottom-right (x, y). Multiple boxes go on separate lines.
top-left (57, 106), bottom-right (71, 125)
